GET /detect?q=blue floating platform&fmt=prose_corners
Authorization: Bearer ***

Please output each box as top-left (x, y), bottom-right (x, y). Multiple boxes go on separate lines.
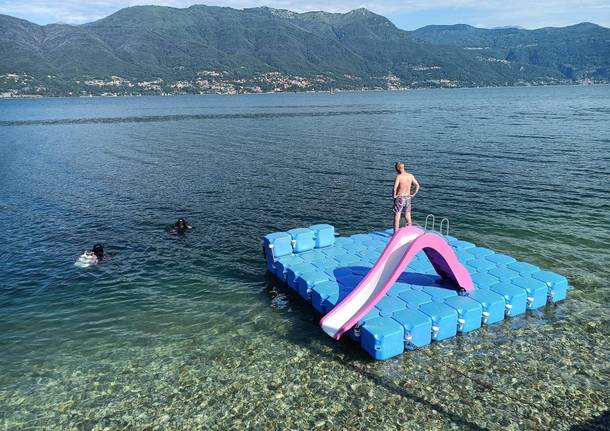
top-left (263, 224), bottom-right (571, 360)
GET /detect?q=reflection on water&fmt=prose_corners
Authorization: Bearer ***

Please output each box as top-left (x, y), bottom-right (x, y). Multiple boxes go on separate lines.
top-left (0, 86), bottom-right (608, 429)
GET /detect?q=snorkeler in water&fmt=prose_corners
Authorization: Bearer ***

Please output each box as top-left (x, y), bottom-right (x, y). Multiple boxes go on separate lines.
top-left (92, 244), bottom-right (105, 261)
top-left (75, 243), bottom-right (109, 267)
top-left (167, 218), bottom-right (192, 234)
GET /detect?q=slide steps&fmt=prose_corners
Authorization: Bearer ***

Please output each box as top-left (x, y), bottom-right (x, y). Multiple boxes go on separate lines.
top-left (262, 224), bottom-right (570, 360)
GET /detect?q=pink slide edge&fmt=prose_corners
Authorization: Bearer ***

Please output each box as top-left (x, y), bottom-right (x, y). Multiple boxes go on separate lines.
top-left (319, 227), bottom-right (474, 340)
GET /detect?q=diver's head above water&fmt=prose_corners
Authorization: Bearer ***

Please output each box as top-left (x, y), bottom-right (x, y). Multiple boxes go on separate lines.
top-left (75, 244), bottom-right (105, 268)
top-left (174, 218), bottom-right (192, 232)
top-left (92, 243), bottom-right (104, 260)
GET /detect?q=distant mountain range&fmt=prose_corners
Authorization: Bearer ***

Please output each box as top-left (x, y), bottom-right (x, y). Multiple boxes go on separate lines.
top-left (413, 23), bottom-right (610, 81)
top-left (0, 5), bottom-right (608, 97)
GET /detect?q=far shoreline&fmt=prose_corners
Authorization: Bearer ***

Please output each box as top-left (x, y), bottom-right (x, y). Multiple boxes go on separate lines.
top-left (0, 81), bottom-right (607, 101)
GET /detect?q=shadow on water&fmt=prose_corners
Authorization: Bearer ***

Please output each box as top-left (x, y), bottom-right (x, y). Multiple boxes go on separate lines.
top-left (260, 272), bottom-right (488, 431)
top-left (569, 410), bottom-right (610, 431)
top-left (260, 268), bottom-right (594, 430)
top-left (340, 362), bottom-right (488, 431)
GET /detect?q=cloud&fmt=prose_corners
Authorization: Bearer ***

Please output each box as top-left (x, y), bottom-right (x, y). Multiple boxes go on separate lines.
top-left (0, 0), bottom-right (608, 27)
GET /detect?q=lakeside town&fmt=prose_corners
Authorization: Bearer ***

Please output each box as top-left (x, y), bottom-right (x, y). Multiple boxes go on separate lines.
top-left (0, 69), bottom-right (591, 99)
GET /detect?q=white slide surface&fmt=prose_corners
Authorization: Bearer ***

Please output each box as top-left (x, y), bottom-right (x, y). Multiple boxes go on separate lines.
top-left (320, 226), bottom-right (423, 339)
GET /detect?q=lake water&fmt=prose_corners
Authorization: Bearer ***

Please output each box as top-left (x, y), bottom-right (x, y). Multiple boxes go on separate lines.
top-left (1, 86), bottom-right (609, 430)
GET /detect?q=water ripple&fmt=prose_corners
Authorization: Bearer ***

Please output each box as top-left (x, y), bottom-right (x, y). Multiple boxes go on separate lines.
top-left (0, 109), bottom-right (400, 127)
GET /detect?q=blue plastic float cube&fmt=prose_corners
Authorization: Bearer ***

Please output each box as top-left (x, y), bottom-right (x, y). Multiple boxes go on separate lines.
top-left (311, 259), bottom-right (338, 273)
top-left (350, 266), bottom-right (370, 277)
top-left (299, 249), bottom-right (325, 263)
top-left (512, 277), bottom-right (549, 309)
top-left (490, 284), bottom-right (527, 316)
top-left (455, 250), bottom-right (475, 263)
top-left (332, 267), bottom-right (353, 279)
top-left (317, 286), bottom-right (352, 313)
top-left (296, 270), bottom-right (329, 301)
top-left (418, 301), bottom-right (458, 341)
top-left (321, 247), bottom-right (348, 259)
top-left (401, 273), bottom-right (441, 287)
top-left (349, 308), bottom-right (380, 341)
top-left (356, 249), bottom-right (379, 262)
top-left (343, 242), bottom-right (368, 255)
top-left (360, 253), bottom-right (381, 267)
top-left (421, 285), bottom-right (458, 300)
top-left (468, 247), bottom-right (495, 259)
top-left (451, 240), bottom-right (475, 250)
top-left (359, 238), bottom-right (380, 248)
top-left (468, 259), bottom-right (498, 273)
top-left (334, 254), bottom-right (362, 268)
top-left (311, 280), bottom-right (340, 313)
top-left (286, 263), bottom-right (313, 289)
top-left (334, 237), bottom-right (354, 248)
top-left (275, 255), bottom-right (304, 279)
top-left (471, 272), bottom-right (501, 289)
top-left (422, 262), bottom-right (439, 275)
top-left (468, 290), bottom-right (505, 324)
top-left (486, 253), bottom-right (516, 266)
top-left (399, 290), bottom-right (433, 307)
top-left (360, 316), bottom-right (405, 360)
top-left (364, 258), bottom-right (379, 268)
top-left (408, 260), bottom-right (435, 274)
top-left (309, 224), bottom-right (335, 248)
top-left (392, 308), bottom-right (433, 350)
top-left (288, 228), bottom-right (316, 253)
top-left (444, 235), bottom-right (459, 244)
top-left (339, 285), bottom-right (354, 297)
top-left (375, 296), bottom-right (407, 317)
top-left (350, 234), bottom-right (371, 243)
top-left (358, 309), bottom-right (380, 326)
top-left (263, 232), bottom-right (293, 256)
top-left (369, 231), bottom-right (388, 238)
top-left (386, 282), bottom-right (413, 297)
top-left (532, 271), bottom-right (569, 302)
top-left (262, 232), bottom-right (293, 271)
top-left (337, 274), bottom-right (362, 290)
top-left (488, 267), bottom-right (521, 283)
top-left (508, 261), bottom-right (540, 276)
top-left (369, 240), bottom-right (388, 250)
top-left (306, 257), bottom-right (330, 272)
top-left (444, 296), bottom-right (483, 333)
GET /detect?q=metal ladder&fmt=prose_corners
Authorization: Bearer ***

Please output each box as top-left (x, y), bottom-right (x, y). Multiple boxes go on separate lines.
top-left (424, 214), bottom-right (450, 236)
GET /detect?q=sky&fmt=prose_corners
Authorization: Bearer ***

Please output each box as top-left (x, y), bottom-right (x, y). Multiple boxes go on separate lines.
top-left (1, 0), bottom-right (609, 29)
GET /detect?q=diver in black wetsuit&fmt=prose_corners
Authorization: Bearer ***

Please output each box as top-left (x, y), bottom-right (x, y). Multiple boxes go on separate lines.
top-left (167, 218), bottom-right (192, 234)
top-left (75, 243), bottom-right (108, 267)
top-left (92, 243), bottom-right (104, 261)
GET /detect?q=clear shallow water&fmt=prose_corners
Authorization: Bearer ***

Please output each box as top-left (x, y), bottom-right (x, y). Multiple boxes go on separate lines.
top-left (0, 86), bottom-right (609, 430)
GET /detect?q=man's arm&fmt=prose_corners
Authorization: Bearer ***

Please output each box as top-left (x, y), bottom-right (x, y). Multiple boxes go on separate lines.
top-left (412, 176), bottom-right (420, 196)
top-left (393, 176), bottom-right (399, 198)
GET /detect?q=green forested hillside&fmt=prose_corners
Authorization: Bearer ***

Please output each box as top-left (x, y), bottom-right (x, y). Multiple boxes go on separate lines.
top-left (0, 5), bottom-right (606, 97)
top-left (413, 23), bottom-right (610, 80)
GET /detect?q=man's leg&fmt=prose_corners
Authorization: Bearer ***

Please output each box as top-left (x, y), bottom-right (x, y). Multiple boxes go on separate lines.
top-left (393, 211), bottom-right (401, 233)
top-left (405, 196), bottom-right (413, 226)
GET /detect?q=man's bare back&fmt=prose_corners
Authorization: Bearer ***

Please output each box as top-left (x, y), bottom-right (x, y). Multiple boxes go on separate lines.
top-left (394, 172), bottom-right (415, 197)
top-left (392, 162), bottom-right (420, 232)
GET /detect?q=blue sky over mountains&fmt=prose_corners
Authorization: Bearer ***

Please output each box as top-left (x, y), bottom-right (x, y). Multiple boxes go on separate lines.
top-left (1, 0), bottom-right (609, 29)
